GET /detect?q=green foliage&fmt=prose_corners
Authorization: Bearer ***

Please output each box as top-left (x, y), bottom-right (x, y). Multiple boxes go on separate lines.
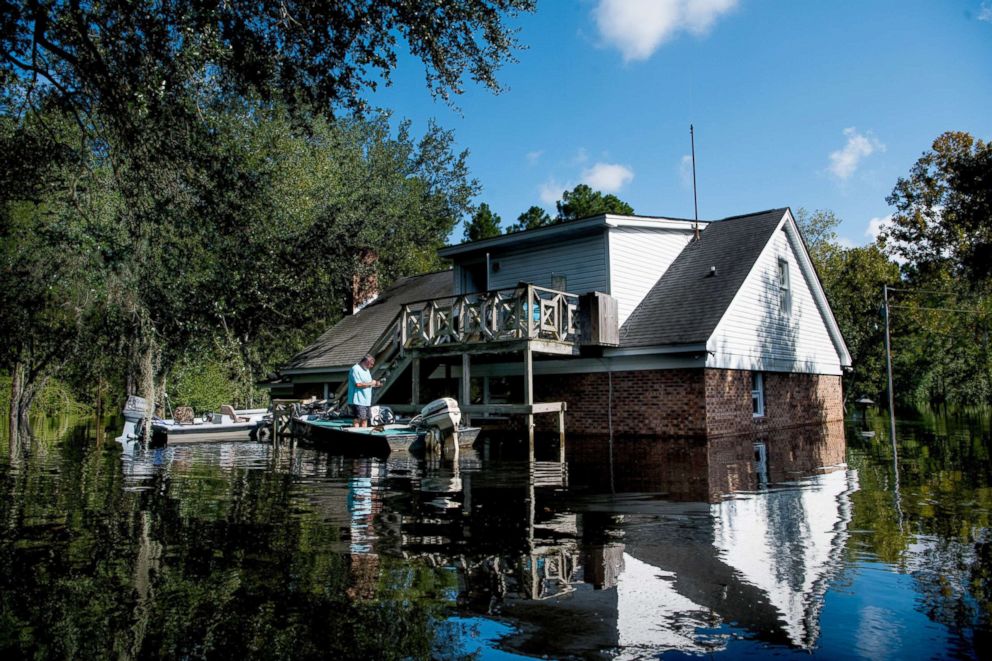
top-left (872, 131), bottom-right (992, 407)
top-left (798, 193), bottom-right (992, 408)
top-left (462, 203), bottom-right (502, 241)
top-left (1, 0), bottom-right (531, 426)
top-left (167, 357), bottom-right (239, 415)
top-left (882, 131), bottom-right (992, 282)
top-left (796, 209), bottom-right (901, 402)
top-left (507, 205), bottom-right (552, 232)
top-left (1, 1), bottom-right (535, 124)
top-left (0, 375), bottom-right (90, 418)
top-left (556, 183), bottom-right (634, 221)
top-left (1, 98), bottom-right (477, 417)
top-left (796, 208), bottom-right (903, 401)
top-left (504, 186), bottom-right (634, 234)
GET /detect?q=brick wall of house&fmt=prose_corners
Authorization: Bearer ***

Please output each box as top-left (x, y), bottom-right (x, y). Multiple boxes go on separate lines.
top-left (704, 369), bottom-right (844, 437)
top-left (533, 369), bottom-right (708, 437)
top-left (532, 367), bottom-right (843, 438)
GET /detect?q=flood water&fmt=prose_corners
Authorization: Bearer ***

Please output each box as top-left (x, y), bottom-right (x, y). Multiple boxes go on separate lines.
top-left (1, 410), bottom-right (990, 659)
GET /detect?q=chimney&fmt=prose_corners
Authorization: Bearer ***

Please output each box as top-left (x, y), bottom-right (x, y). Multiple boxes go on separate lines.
top-left (350, 248), bottom-right (379, 314)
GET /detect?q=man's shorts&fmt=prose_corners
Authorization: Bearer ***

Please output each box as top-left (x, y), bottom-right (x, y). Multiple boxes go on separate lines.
top-left (351, 404), bottom-right (370, 421)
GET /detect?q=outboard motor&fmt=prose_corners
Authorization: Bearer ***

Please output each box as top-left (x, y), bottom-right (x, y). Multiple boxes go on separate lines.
top-left (419, 397), bottom-right (462, 433)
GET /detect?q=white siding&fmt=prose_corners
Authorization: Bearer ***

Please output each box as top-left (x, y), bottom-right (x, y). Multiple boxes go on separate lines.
top-left (608, 226), bottom-right (695, 326)
top-left (487, 234), bottom-right (608, 293)
top-left (708, 227), bottom-right (844, 375)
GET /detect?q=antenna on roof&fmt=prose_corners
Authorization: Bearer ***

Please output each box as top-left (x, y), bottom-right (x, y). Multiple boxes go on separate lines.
top-left (690, 124), bottom-right (700, 240)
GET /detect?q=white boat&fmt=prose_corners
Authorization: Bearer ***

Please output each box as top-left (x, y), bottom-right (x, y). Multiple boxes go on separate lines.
top-left (146, 406), bottom-right (268, 445)
top-left (418, 397), bottom-right (462, 433)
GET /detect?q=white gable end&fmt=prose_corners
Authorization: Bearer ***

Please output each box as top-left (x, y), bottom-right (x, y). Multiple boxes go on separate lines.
top-left (608, 226), bottom-right (695, 326)
top-left (706, 219), bottom-right (846, 375)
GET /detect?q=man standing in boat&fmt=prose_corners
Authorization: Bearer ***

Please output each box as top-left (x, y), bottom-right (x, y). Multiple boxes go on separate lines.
top-left (348, 354), bottom-right (381, 428)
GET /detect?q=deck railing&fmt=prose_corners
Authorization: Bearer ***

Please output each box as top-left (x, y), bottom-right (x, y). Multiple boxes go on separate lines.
top-left (399, 284), bottom-right (579, 351)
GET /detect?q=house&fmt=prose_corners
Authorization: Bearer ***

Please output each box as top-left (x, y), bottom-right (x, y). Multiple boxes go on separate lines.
top-left (275, 207), bottom-right (850, 442)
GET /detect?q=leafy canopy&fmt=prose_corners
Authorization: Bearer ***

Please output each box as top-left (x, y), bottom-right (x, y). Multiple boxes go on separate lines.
top-left (506, 205), bottom-right (552, 233)
top-left (881, 131), bottom-right (992, 283)
top-left (1, 0), bottom-right (535, 126)
top-left (463, 203), bottom-right (502, 241)
top-left (556, 184), bottom-right (634, 221)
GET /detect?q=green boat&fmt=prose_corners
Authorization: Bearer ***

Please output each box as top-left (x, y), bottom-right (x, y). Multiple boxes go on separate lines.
top-left (292, 416), bottom-right (480, 456)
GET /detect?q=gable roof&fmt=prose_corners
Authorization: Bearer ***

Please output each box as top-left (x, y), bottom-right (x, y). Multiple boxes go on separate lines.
top-left (283, 270), bottom-right (453, 372)
top-left (619, 209), bottom-right (788, 348)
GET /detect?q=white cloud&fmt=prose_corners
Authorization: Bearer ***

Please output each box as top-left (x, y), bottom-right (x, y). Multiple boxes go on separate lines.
top-left (980, 2), bottom-right (992, 22)
top-left (526, 150), bottom-right (544, 165)
top-left (828, 127), bottom-right (885, 180)
top-left (865, 214), bottom-right (893, 241)
top-left (679, 154), bottom-right (694, 189)
top-left (836, 236), bottom-right (857, 249)
top-left (539, 178), bottom-right (569, 206)
top-left (571, 147), bottom-right (590, 165)
top-left (594, 0), bottom-right (739, 61)
top-left (866, 213), bottom-right (907, 263)
top-left (581, 162), bottom-right (635, 192)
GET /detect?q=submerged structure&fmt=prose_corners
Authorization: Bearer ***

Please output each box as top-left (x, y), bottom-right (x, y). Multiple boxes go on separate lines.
top-left (271, 207), bottom-right (849, 464)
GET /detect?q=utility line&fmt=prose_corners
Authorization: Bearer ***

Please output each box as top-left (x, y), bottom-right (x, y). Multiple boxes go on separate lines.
top-left (885, 286), bottom-right (980, 296)
top-left (888, 304), bottom-right (988, 315)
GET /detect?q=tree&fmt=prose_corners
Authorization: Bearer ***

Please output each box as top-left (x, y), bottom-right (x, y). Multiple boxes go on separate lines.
top-left (794, 208), bottom-right (841, 265)
top-left (1, 1), bottom-right (535, 127)
top-left (881, 131), bottom-right (992, 283)
top-left (1, 1), bottom-right (529, 427)
top-left (506, 205), bottom-right (552, 233)
top-left (556, 184), bottom-right (634, 221)
top-left (795, 208), bottom-right (901, 402)
top-left (462, 203), bottom-right (502, 241)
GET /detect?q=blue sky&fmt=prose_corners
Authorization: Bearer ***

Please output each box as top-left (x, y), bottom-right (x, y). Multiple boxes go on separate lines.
top-left (369, 0), bottom-right (992, 248)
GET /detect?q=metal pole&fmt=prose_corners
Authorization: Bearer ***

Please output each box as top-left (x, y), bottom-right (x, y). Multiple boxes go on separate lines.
top-left (883, 285), bottom-right (897, 444)
top-left (691, 124), bottom-right (699, 240)
top-left (883, 284), bottom-right (904, 531)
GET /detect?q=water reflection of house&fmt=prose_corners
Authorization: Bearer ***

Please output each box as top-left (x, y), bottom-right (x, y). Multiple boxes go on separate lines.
top-left (276, 423), bottom-right (855, 655)
top-left (569, 420), bottom-right (847, 502)
top-left (496, 461), bottom-right (858, 657)
top-left (271, 208), bottom-right (851, 448)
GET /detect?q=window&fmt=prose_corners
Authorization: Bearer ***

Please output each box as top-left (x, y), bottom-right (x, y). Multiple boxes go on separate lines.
top-left (777, 258), bottom-right (791, 315)
top-left (751, 372), bottom-right (765, 417)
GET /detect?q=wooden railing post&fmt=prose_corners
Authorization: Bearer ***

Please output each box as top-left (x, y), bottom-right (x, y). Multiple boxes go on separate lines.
top-left (526, 284), bottom-right (535, 338)
top-left (400, 305), bottom-right (409, 353)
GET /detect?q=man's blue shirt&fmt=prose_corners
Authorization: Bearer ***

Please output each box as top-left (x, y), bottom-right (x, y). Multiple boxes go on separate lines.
top-left (348, 363), bottom-right (373, 406)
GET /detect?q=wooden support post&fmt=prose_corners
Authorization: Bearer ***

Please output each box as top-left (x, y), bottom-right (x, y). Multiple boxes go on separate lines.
top-left (558, 407), bottom-right (566, 464)
top-left (524, 344), bottom-right (534, 460)
top-left (461, 353), bottom-right (472, 426)
top-left (411, 357), bottom-right (421, 406)
top-left (272, 403), bottom-right (278, 446)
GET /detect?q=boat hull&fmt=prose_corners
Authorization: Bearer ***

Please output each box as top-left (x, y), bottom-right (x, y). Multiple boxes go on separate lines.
top-left (293, 417), bottom-right (422, 456)
top-left (151, 421), bottom-right (259, 445)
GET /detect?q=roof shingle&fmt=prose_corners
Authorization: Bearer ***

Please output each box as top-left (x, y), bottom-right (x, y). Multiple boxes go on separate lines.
top-left (619, 209), bottom-right (787, 348)
top-left (285, 270), bottom-right (453, 371)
